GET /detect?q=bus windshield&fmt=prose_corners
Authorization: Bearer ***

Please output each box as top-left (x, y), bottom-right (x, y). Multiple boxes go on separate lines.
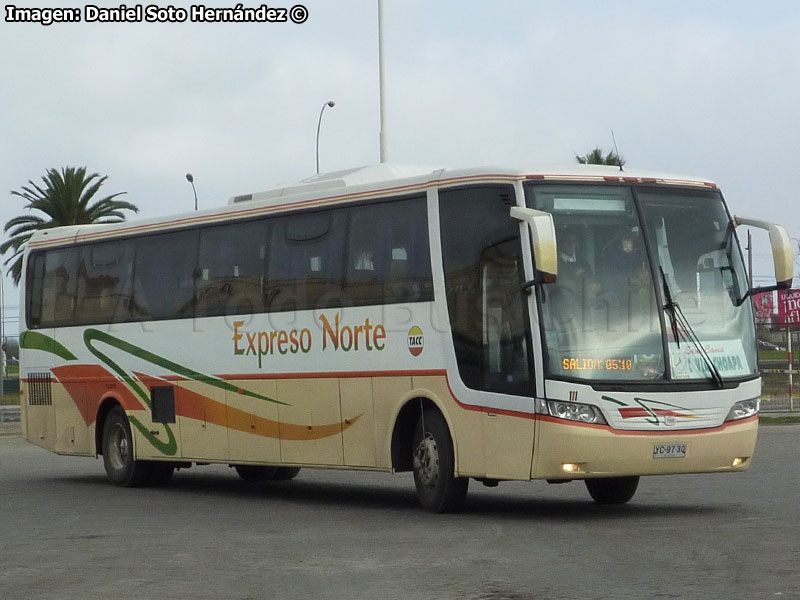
top-left (525, 183), bottom-right (758, 384)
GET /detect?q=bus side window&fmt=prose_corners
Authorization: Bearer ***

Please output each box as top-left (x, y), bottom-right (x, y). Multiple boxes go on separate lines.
top-left (26, 253), bottom-right (46, 328)
top-left (74, 240), bottom-right (134, 324)
top-left (346, 204), bottom-right (389, 306)
top-left (385, 200), bottom-right (433, 304)
top-left (268, 209), bottom-right (346, 312)
top-left (196, 219), bottom-right (269, 317)
top-left (130, 230), bottom-right (199, 321)
top-left (38, 248), bottom-right (79, 327)
top-left (344, 196), bottom-right (433, 306)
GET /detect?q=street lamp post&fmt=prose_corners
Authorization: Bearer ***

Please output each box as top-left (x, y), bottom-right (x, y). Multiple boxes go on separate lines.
top-left (316, 100), bottom-right (335, 174)
top-left (186, 173), bottom-right (198, 211)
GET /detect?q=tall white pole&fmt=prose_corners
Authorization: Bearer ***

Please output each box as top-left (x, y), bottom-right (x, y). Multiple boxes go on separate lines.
top-left (378, 0), bottom-right (388, 163)
top-left (789, 325), bottom-right (793, 411)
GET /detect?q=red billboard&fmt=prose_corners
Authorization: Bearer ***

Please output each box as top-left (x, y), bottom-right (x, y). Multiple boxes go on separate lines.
top-left (752, 291), bottom-right (774, 324)
top-left (777, 289), bottom-right (800, 327)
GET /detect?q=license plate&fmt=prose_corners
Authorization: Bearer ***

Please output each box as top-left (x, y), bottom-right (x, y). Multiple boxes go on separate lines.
top-left (653, 443), bottom-right (687, 459)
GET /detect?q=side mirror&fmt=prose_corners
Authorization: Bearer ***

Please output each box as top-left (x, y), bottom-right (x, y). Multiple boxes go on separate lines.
top-left (510, 206), bottom-right (558, 284)
top-left (734, 216), bottom-right (793, 290)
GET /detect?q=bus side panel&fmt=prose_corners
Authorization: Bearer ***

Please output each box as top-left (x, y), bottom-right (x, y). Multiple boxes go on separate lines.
top-left (20, 331), bottom-right (56, 453)
top-left (21, 370), bottom-right (93, 457)
top-left (412, 375), bottom-right (484, 478)
top-left (277, 378), bottom-right (343, 466)
top-left (483, 412), bottom-right (535, 481)
top-left (176, 380), bottom-right (229, 461)
top-left (414, 375), bottom-right (535, 481)
top-left (340, 377), bottom-right (376, 467)
top-left (226, 379), bottom-right (281, 464)
top-left (373, 376), bottom-right (412, 470)
top-left (23, 392), bottom-right (56, 452)
top-left (53, 381), bottom-right (93, 456)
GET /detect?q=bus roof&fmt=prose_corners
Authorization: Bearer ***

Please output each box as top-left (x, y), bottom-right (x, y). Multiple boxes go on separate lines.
top-left (26, 163), bottom-right (718, 249)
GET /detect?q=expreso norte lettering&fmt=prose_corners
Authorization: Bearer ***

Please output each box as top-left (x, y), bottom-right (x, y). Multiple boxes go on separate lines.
top-left (232, 313), bottom-right (387, 368)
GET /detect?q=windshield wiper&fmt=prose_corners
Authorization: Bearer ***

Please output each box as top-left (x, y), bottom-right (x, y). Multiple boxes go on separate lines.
top-left (660, 267), bottom-right (724, 388)
top-left (660, 268), bottom-right (681, 349)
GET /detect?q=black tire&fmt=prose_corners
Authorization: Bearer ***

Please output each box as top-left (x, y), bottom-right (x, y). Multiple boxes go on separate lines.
top-left (273, 467), bottom-right (301, 481)
top-left (102, 406), bottom-right (152, 487)
top-left (585, 476), bottom-right (640, 504)
top-left (234, 465), bottom-right (278, 482)
top-left (146, 462), bottom-right (175, 485)
top-left (412, 408), bottom-right (468, 513)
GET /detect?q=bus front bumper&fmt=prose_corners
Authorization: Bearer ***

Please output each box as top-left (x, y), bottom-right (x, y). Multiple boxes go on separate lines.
top-left (532, 415), bottom-right (758, 480)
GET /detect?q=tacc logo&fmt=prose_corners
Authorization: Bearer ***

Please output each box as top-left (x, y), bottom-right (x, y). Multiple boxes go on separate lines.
top-left (407, 326), bottom-right (424, 356)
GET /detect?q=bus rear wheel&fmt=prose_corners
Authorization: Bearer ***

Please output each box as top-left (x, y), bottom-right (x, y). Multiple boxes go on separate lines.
top-left (234, 465), bottom-right (301, 481)
top-left (102, 406), bottom-right (152, 487)
top-left (273, 467), bottom-right (301, 480)
top-left (234, 465), bottom-right (278, 482)
top-left (585, 476), bottom-right (639, 504)
top-left (412, 409), bottom-right (468, 513)
top-left (146, 462), bottom-right (175, 485)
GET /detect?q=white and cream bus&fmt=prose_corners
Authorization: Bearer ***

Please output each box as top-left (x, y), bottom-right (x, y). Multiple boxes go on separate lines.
top-left (19, 164), bottom-right (793, 512)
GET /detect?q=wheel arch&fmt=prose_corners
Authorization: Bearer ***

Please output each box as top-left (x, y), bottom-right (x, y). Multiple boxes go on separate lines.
top-left (389, 391), bottom-right (459, 473)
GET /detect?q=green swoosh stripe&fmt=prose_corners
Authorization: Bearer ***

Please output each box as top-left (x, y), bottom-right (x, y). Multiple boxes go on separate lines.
top-left (20, 331), bottom-right (77, 361)
top-left (129, 416), bottom-right (178, 456)
top-left (81, 331), bottom-right (178, 455)
top-left (601, 395), bottom-right (627, 406)
top-left (83, 328), bottom-right (287, 406)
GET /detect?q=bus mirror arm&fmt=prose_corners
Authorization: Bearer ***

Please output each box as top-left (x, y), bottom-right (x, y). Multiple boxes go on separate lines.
top-left (510, 206), bottom-right (558, 288)
top-left (521, 273), bottom-right (557, 295)
top-left (734, 283), bottom-right (787, 308)
top-left (521, 278), bottom-right (538, 295)
top-left (733, 216), bottom-right (794, 290)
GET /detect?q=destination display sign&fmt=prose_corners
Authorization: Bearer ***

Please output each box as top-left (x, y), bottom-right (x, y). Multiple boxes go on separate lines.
top-left (561, 357), bottom-right (633, 372)
top-left (669, 339), bottom-right (750, 379)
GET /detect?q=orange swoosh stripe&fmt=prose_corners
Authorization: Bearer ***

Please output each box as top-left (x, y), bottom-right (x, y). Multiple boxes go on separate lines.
top-left (133, 372), bottom-right (359, 441)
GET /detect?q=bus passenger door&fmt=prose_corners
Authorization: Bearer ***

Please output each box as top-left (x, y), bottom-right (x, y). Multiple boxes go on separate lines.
top-left (480, 243), bottom-right (536, 480)
top-left (439, 185), bottom-right (536, 481)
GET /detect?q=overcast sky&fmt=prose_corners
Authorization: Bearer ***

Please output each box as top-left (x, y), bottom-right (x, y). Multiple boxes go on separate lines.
top-left (1, 0), bottom-right (798, 334)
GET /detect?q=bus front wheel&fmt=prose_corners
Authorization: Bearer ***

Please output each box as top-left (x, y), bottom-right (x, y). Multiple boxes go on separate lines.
top-left (585, 476), bottom-right (639, 504)
top-left (412, 409), bottom-right (468, 513)
top-left (102, 406), bottom-right (152, 487)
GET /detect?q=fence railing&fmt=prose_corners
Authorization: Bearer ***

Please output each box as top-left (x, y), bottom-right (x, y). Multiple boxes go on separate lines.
top-left (758, 323), bottom-right (799, 413)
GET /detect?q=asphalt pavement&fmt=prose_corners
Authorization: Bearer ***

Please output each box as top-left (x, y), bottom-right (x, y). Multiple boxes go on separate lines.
top-left (1, 423), bottom-right (798, 600)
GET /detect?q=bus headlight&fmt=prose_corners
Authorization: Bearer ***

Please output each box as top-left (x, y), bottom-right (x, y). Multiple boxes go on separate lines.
top-left (546, 400), bottom-right (607, 425)
top-left (725, 398), bottom-right (759, 422)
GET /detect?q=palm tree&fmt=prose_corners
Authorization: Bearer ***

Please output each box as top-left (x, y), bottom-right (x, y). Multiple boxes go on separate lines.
top-left (2, 167), bottom-right (138, 283)
top-left (575, 146), bottom-right (625, 167)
